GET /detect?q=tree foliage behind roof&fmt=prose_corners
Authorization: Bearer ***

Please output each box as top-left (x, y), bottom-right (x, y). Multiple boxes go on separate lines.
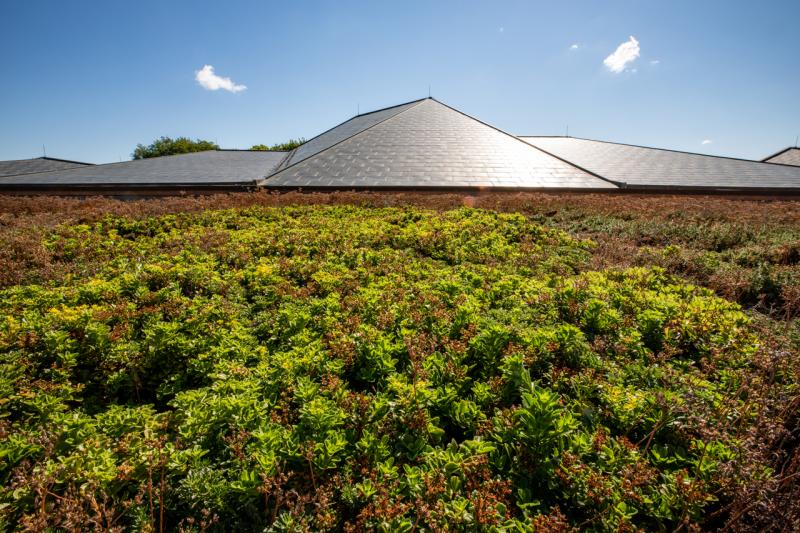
top-left (250, 138), bottom-right (306, 152)
top-left (132, 137), bottom-right (220, 160)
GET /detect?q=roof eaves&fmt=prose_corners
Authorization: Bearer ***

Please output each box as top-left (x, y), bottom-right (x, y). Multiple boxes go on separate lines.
top-left (0, 180), bottom-right (260, 190)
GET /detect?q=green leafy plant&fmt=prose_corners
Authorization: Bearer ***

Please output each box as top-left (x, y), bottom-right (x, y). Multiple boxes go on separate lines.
top-left (0, 205), bottom-right (795, 531)
top-left (132, 136), bottom-right (219, 159)
top-left (249, 138), bottom-right (306, 152)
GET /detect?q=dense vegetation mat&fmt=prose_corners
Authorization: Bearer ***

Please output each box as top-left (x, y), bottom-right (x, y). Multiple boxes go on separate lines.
top-left (0, 206), bottom-right (797, 531)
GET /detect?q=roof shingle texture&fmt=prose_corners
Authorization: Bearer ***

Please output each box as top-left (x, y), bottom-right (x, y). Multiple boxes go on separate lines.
top-left (264, 99), bottom-right (614, 189)
top-left (522, 137), bottom-right (800, 190)
top-left (0, 151), bottom-right (287, 186)
top-left (765, 148), bottom-right (800, 167)
top-left (279, 100), bottom-right (424, 170)
top-left (0, 157), bottom-right (92, 177)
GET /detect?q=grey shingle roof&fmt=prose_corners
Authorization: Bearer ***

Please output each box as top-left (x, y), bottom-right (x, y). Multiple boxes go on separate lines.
top-left (277, 99), bottom-right (426, 170)
top-left (763, 147), bottom-right (800, 167)
top-left (0, 150), bottom-right (287, 187)
top-left (5, 99), bottom-right (797, 194)
top-left (521, 137), bottom-right (800, 191)
top-left (0, 157), bottom-right (92, 177)
top-left (263, 98), bottom-right (614, 190)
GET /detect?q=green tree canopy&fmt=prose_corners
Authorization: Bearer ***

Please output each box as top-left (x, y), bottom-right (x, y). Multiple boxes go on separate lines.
top-left (249, 138), bottom-right (306, 151)
top-left (132, 137), bottom-right (219, 160)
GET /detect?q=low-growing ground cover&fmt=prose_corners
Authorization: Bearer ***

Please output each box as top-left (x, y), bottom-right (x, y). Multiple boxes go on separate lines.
top-left (0, 198), bottom-right (798, 531)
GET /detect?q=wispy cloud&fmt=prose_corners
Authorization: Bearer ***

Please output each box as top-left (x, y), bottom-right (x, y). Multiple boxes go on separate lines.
top-left (701, 139), bottom-right (713, 145)
top-left (650, 59), bottom-right (660, 65)
top-left (603, 36), bottom-right (640, 73)
top-left (570, 43), bottom-right (580, 50)
top-left (195, 65), bottom-right (247, 93)
top-left (499, 26), bottom-right (504, 33)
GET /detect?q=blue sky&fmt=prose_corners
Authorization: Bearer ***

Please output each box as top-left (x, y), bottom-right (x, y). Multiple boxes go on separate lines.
top-left (2, 0), bottom-right (798, 163)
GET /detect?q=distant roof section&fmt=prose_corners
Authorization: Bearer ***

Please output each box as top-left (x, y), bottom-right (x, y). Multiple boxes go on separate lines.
top-left (763, 147), bottom-right (800, 167)
top-left (264, 98), bottom-right (615, 190)
top-left (522, 137), bottom-right (800, 191)
top-left (0, 150), bottom-right (286, 188)
top-left (0, 157), bottom-right (93, 177)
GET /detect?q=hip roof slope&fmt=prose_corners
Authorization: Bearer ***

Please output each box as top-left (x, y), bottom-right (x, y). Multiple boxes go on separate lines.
top-left (0, 157), bottom-right (93, 177)
top-left (279, 99), bottom-right (427, 170)
top-left (764, 147), bottom-right (800, 167)
top-left (0, 150), bottom-right (287, 186)
top-left (522, 137), bottom-right (800, 190)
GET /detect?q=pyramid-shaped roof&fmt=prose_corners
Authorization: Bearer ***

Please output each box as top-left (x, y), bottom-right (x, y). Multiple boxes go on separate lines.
top-left (262, 98), bottom-right (615, 190)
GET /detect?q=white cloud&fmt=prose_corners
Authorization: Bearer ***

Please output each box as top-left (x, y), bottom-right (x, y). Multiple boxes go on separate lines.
top-left (650, 59), bottom-right (660, 65)
top-left (603, 36), bottom-right (640, 73)
top-left (570, 43), bottom-right (580, 50)
top-left (701, 139), bottom-right (712, 145)
top-left (195, 65), bottom-right (247, 93)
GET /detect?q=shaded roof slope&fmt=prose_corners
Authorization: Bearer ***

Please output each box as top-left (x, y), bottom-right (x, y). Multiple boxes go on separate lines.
top-left (0, 157), bottom-right (92, 177)
top-left (522, 137), bottom-right (800, 191)
top-left (763, 147), bottom-right (800, 167)
top-left (0, 150), bottom-right (287, 188)
top-left (264, 98), bottom-right (614, 189)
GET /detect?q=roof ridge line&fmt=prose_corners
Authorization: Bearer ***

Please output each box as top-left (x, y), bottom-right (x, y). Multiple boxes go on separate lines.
top-left (426, 99), bottom-right (622, 188)
top-left (0, 161), bottom-right (95, 179)
top-left (272, 97), bottom-right (430, 173)
top-left (522, 135), bottom-right (789, 167)
top-left (0, 157), bottom-right (94, 179)
top-left (38, 156), bottom-right (94, 165)
top-left (215, 148), bottom-right (290, 153)
top-left (761, 146), bottom-right (800, 164)
top-left (261, 98), bottom-right (428, 183)
top-left (273, 150), bottom-right (295, 171)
